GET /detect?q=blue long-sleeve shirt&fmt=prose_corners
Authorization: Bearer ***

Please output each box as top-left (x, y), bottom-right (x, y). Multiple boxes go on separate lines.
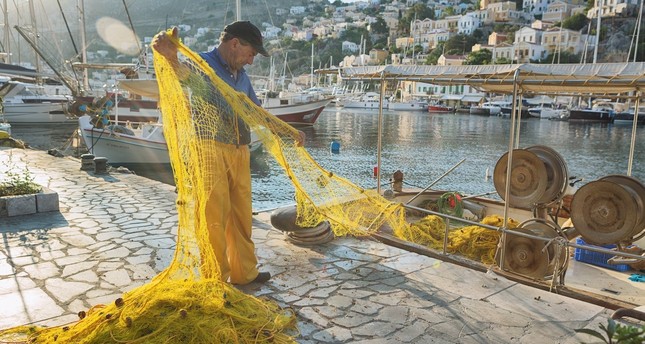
top-left (193, 48), bottom-right (259, 146)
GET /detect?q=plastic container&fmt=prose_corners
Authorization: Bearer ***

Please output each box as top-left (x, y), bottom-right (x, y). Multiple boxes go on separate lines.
top-left (573, 238), bottom-right (631, 272)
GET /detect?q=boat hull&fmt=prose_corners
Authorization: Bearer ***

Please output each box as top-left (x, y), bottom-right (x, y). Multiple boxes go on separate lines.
top-left (265, 99), bottom-right (330, 126)
top-left (568, 109), bottom-right (614, 123)
top-left (427, 105), bottom-right (453, 113)
top-left (469, 107), bottom-right (490, 116)
top-left (3, 103), bottom-right (74, 124)
top-left (388, 101), bottom-right (428, 111)
top-left (78, 115), bottom-right (262, 166)
top-left (613, 112), bottom-right (645, 125)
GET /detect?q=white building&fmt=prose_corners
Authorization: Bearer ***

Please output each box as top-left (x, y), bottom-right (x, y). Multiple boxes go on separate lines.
top-left (458, 14), bottom-right (481, 35)
top-left (290, 6), bottom-right (306, 15)
top-left (342, 41), bottom-right (360, 53)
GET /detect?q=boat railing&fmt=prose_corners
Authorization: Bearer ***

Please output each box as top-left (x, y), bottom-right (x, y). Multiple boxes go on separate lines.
top-left (399, 201), bottom-right (645, 272)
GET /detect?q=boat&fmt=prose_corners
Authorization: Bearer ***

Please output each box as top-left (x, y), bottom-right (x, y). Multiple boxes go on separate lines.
top-left (0, 107), bottom-right (10, 135)
top-left (427, 102), bottom-right (453, 113)
top-left (331, 62), bottom-right (645, 309)
top-left (0, 81), bottom-right (74, 124)
top-left (568, 101), bottom-right (616, 123)
top-left (387, 98), bottom-right (428, 111)
top-left (259, 89), bottom-right (332, 126)
top-left (338, 92), bottom-right (388, 109)
top-left (481, 102), bottom-right (502, 116)
top-left (386, 87), bottom-right (428, 111)
top-left (77, 80), bottom-right (262, 166)
top-left (469, 104), bottom-right (490, 116)
top-left (528, 104), bottom-right (568, 119)
top-left (0, 121), bottom-right (10, 135)
top-left (497, 101), bottom-right (531, 119)
top-left (78, 115), bottom-right (262, 166)
top-left (613, 107), bottom-right (645, 125)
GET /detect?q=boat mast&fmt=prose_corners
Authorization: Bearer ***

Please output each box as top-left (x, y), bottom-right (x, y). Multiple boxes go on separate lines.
top-left (2, 0), bottom-right (9, 63)
top-left (27, 0), bottom-right (40, 76)
top-left (310, 43), bottom-right (314, 88)
top-left (593, 0), bottom-right (601, 63)
top-left (79, 0), bottom-right (89, 93)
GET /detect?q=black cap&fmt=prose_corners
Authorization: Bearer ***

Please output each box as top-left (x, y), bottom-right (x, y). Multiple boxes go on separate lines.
top-left (224, 21), bottom-right (269, 57)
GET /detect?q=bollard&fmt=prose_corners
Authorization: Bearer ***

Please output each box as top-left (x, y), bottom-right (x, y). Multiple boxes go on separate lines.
top-left (94, 157), bottom-right (109, 175)
top-left (392, 170), bottom-right (404, 192)
top-left (80, 154), bottom-right (95, 171)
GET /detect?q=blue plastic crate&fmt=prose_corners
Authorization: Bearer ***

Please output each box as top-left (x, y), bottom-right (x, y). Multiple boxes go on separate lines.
top-left (573, 238), bottom-right (631, 272)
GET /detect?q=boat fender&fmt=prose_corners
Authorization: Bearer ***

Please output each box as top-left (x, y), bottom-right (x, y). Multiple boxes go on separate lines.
top-left (330, 140), bottom-right (340, 153)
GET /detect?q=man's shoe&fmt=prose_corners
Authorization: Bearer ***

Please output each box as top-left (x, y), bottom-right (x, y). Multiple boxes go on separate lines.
top-left (251, 271), bottom-right (271, 284)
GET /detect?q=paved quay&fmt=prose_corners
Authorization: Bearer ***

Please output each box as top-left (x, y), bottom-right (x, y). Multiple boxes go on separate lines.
top-left (0, 146), bottom-right (631, 343)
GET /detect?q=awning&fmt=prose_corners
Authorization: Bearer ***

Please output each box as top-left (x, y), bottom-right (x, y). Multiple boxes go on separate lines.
top-left (323, 62), bottom-right (645, 96)
top-left (118, 79), bottom-right (160, 99)
top-left (460, 95), bottom-right (484, 102)
top-left (441, 94), bottom-right (463, 100)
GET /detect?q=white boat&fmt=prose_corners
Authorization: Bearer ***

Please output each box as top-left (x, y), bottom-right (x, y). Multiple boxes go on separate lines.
top-left (0, 81), bottom-right (74, 124)
top-left (260, 88), bottom-right (332, 126)
top-left (264, 98), bottom-right (332, 126)
top-left (528, 104), bottom-right (568, 119)
top-left (387, 97), bottom-right (428, 111)
top-left (338, 92), bottom-right (388, 109)
top-left (79, 115), bottom-right (262, 166)
top-left (480, 102), bottom-right (502, 115)
top-left (0, 123), bottom-right (10, 135)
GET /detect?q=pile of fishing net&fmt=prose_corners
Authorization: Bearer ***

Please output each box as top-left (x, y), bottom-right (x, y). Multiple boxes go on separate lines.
top-left (397, 214), bottom-right (520, 265)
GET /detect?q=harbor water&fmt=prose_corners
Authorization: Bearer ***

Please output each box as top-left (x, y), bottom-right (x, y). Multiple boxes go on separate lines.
top-left (8, 108), bottom-right (645, 211)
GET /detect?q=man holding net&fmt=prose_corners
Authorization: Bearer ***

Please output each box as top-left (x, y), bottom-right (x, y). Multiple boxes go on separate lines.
top-left (152, 21), bottom-right (274, 285)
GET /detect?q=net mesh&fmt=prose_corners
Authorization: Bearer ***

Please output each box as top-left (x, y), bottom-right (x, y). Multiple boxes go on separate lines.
top-left (0, 31), bottom-right (512, 343)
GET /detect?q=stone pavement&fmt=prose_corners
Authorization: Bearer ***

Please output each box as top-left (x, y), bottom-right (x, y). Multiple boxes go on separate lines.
top-left (0, 147), bottom-right (632, 343)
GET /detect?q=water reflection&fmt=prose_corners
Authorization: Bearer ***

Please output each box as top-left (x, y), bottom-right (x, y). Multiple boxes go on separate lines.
top-left (8, 108), bottom-right (645, 211)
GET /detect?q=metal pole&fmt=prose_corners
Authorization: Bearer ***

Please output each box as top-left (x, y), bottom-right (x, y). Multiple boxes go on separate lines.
top-left (406, 158), bottom-right (466, 205)
top-left (627, 91), bottom-right (640, 176)
top-left (377, 72), bottom-right (385, 194)
top-left (500, 68), bottom-right (522, 271)
top-left (79, 0), bottom-right (89, 93)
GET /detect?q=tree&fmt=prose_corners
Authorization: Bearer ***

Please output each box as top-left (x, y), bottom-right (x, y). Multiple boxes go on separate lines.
top-left (371, 16), bottom-right (389, 36)
top-left (560, 13), bottom-right (588, 31)
top-left (425, 43), bottom-right (444, 65)
top-left (443, 34), bottom-right (479, 55)
top-left (397, 3), bottom-right (434, 34)
top-left (465, 49), bottom-right (492, 65)
top-left (495, 57), bottom-right (513, 64)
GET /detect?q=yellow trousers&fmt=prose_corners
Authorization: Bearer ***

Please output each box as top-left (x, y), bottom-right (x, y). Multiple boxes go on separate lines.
top-left (202, 141), bottom-right (258, 284)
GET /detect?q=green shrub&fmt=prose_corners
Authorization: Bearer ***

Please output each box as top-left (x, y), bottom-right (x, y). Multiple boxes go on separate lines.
top-left (575, 318), bottom-right (645, 344)
top-left (0, 167), bottom-right (42, 197)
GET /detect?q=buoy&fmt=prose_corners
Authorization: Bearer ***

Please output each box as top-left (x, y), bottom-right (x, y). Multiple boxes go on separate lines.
top-left (373, 165), bottom-right (379, 177)
top-left (330, 140), bottom-right (340, 153)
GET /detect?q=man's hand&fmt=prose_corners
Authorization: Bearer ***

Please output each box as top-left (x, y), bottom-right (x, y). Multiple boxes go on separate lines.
top-left (152, 27), bottom-right (179, 59)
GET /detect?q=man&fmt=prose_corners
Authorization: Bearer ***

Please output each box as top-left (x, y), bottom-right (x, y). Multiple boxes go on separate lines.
top-left (152, 21), bottom-right (284, 285)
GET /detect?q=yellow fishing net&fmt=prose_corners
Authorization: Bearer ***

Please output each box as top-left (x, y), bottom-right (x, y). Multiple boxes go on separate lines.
top-left (397, 214), bottom-right (520, 265)
top-left (0, 31), bottom-right (512, 343)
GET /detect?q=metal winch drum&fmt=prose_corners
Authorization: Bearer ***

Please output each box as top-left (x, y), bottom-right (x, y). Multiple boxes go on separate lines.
top-left (570, 175), bottom-right (645, 245)
top-left (493, 146), bottom-right (569, 208)
top-left (497, 219), bottom-right (568, 280)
